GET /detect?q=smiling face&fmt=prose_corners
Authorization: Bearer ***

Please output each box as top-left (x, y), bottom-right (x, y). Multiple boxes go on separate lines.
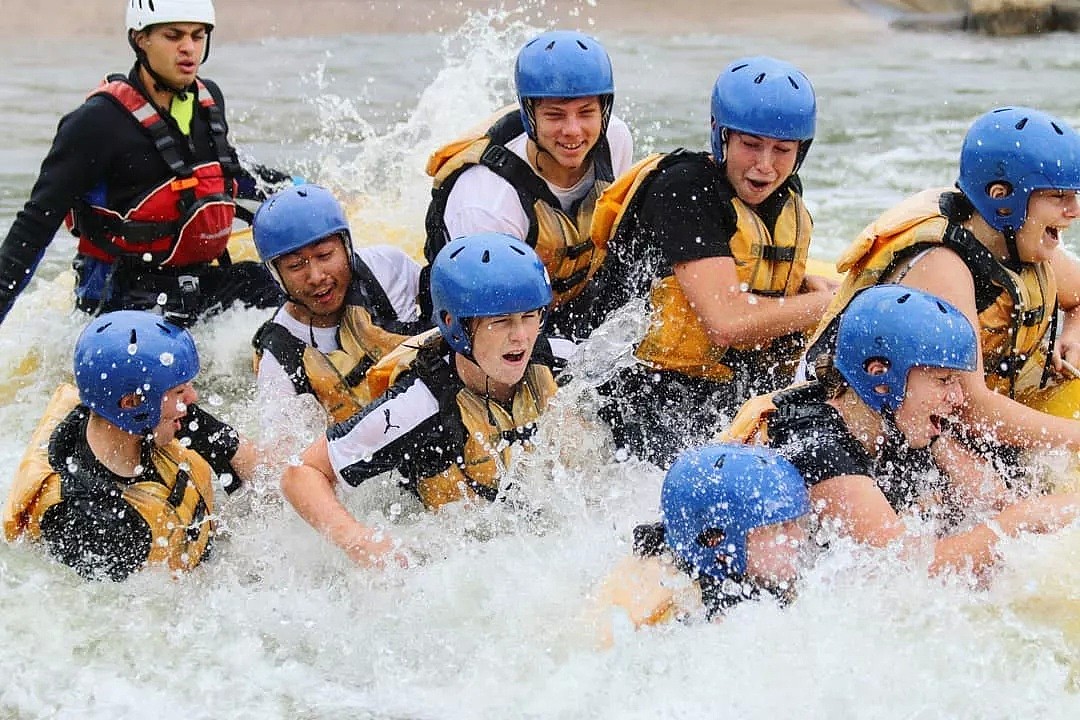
top-left (464, 310), bottom-right (544, 397)
top-left (531, 96), bottom-right (603, 185)
top-left (275, 234), bottom-right (352, 326)
top-left (893, 366), bottom-right (964, 449)
top-left (135, 22), bottom-right (208, 90)
top-left (150, 381), bottom-right (198, 447)
top-left (722, 131), bottom-right (800, 207)
top-left (1014, 188), bottom-right (1080, 263)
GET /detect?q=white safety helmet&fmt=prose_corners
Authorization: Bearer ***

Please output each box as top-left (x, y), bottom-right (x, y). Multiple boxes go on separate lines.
top-left (126, 0), bottom-right (216, 32)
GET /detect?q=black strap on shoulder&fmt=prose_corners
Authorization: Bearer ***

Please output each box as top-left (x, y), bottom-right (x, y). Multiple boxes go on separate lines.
top-left (346, 254), bottom-right (399, 330)
top-left (252, 318), bottom-right (313, 396)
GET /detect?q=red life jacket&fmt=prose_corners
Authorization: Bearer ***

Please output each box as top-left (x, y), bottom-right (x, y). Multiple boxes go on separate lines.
top-left (66, 75), bottom-right (240, 267)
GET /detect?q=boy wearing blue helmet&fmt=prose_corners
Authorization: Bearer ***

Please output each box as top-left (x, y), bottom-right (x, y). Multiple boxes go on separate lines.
top-left (806, 106), bottom-right (1080, 469)
top-left (591, 444), bottom-right (809, 643)
top-left (281, 233), bottom-right (577, 567)
top-left (3, 311), bottom-right (258, 581)
top-left (251, 185), bottom-right (425, 425)
top-left (725, 285), bottom-right (1080, 578)
top-left (423, 30), bottom-right (634, 339)
top-left (589, 56), bottom-right (835, 468)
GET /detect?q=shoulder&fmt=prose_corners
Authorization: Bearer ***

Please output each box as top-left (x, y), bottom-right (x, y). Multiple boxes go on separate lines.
top-left (647, 152), bottom-right (719, 193)
top-left (357, 244), bottom-right (421, 277)
top-left (198, 77), bottom-right (226, 105)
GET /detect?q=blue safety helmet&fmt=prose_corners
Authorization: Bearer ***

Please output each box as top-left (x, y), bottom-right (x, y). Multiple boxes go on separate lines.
top-left (515, 30), bottom-right (615, 141)
top-left (73, 310), bottom-right (200, 435)
top-left (430, 233), bottom-right (553, 356)
top-left (957, 107), bottom-right (1080, 247)
top-left (711, 56), bottom-right (816, 170)
top-left (252, 184), bottom-right (352, 286)
top-left (661, 444), bottom-right (809, 581)
top-left (833, 285), bottom-right (977, 414)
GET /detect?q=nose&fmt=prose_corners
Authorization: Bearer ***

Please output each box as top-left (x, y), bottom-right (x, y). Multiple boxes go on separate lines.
top-left (945, 377), bottom-right (964, 406)
top-left (180, 382), bottom-right (198, 406)
top-left (506, 315), bottom-right (530, 342)
top-left (1065, 193), bottom-right (1080, 218)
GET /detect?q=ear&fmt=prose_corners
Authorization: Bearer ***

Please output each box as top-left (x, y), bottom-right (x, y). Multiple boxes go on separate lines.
top-left (865, 358), bottom-right (889, 377)
top-left (987, 182), bottom-right (1011, 200)
top-left (118, 392), bottom-right (145, 410)
top-left (132, 29), bottom-right (150, 51)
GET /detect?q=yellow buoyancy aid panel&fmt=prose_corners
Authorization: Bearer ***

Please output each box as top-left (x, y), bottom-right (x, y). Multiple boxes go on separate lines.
top-left (5, 384), bottom-right (216, 573)
top-left (303, 305), bottom-right (410, 423)
top-left (634, 192), bottom-right (813, 380)
top-left (715, 391), bottom-right (781, 445)
top-left (3, 384), bottom-right (82, 542)
top-left (591, 153), bottom-right (666, 245)
top-left (811, 188), bottom-right (1057, 395)
top-left (361, 328), bottom-right (443, 402)
top-left (417, 363), bottom-right (559, 509)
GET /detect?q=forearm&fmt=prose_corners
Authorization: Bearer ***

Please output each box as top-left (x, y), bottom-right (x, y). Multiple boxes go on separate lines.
top-left (962, 384), bottom-right (1080, 451)
top-left (700, 289), bottom-right (831, 348)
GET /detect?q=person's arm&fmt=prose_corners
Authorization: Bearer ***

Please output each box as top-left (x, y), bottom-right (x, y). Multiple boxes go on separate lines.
top-left (1049, 248), bottom-right (1080, 371)
top-left (811, 472), bottom-right (1080, 577)
top-left (179, 404), bottom-right (252, 494)
top-left (441, 168), bottom-right (531, 242)
top-left (674, 256), bottom-right (832, 348)
top-left (0, 102), bottom-right (113, 326)
top-left (931, 433), bottom-right (1009, 513)
top-left (901, 246), bottom-right (1080, 449)
top-left (281, 435), bottom-right (406, 568)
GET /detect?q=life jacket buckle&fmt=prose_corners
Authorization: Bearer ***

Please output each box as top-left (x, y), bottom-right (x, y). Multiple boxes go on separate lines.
top-left (170, 177), bottom-right (200, 192)
top-left (480, 143), bottom-right (511, 171)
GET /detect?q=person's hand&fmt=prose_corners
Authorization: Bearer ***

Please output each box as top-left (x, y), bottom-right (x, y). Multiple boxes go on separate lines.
top-left (342, 525), bottom-right (409, 569)
top-left (1052, 338), bottom-right (1080, 378)
top-left (802, 273), bottom-right (839, 294)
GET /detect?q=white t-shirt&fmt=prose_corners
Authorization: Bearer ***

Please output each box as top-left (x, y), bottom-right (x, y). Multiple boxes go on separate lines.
top-left (255, 244), bottom-right (421, 398)
top-left (442, 115), bottom-right (635, 242)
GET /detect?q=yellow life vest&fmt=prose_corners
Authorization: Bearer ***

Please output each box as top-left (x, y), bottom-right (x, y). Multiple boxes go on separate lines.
top-left (363, 330), bottom-right (560, 509)
top-left (812, 188), bottom-right (1057, 397)
top-left (3, 384), bottom-right (216, 574)
top-left (254, 304), bottom-right (409, 424)
top-left (425, 107), bottom-right (614, 307)
top-left (593, 152), bottom-right (812, 381)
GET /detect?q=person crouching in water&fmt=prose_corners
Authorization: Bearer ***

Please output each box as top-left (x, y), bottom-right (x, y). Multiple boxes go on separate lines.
top-left (3, 311), bottom-right (258, 581)
top-left (725, 284), bottom-right (1080, 578)
top-left (281, 233), bottom-right (577, 567)
top-left (591, 444), bottom-right (809, 644)
top-left (251, 184), bottom-right (427, 425)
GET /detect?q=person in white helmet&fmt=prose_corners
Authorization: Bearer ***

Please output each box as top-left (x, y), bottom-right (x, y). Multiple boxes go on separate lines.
top-left (0, 0), bottom-right (298, 328)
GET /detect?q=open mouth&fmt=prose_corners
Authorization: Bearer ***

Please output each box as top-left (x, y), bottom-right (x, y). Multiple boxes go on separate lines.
top-left (747, 178), bottom-right (772, 193)
top-left (1045, 226), bottom-right (1063, 245)
top-left (558, 141), bottom-right (585, 152)
top-left (502, 350), bottom-right (527, 364)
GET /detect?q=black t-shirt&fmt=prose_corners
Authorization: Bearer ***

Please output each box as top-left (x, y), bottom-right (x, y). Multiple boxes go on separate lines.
top-left (766, 385), bottom-right (941, 514)
top-left (595, 151), bottom-right (800, 328)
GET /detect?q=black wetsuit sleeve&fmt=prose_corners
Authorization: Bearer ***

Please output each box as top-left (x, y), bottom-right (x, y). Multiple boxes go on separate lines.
top-left (177, 403), bottom-right (243, 493)
top-left (37, 490), bottom-right (153, 582)
top-left (0, 100), bottom-right (115, 324)
top-left (635, 160), bottom-right (737, 265)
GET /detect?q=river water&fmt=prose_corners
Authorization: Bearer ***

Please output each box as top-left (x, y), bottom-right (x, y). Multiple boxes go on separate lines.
top-left (2, 8), bottom-right (1080, 719)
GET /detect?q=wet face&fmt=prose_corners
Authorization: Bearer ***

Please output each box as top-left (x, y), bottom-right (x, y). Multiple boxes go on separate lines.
top-left (744, 518), bottom-right (807, 589)
top-left (275, 234), bottom-right (352, 325)
top-left (150, 381), bottom-right (197, 447)
top-left (531, 97), bottom-right (603, 180)
top-left (135, 23), bottom-right (208, 90)
top-left (468, 310), bottom-right (544, 392)
top-left (1014, 189), bottom-right (1080, 264)
top-left (722, 131), bottom-right (800, 207)
top-left (893, 367), bottom-right (964, 449)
